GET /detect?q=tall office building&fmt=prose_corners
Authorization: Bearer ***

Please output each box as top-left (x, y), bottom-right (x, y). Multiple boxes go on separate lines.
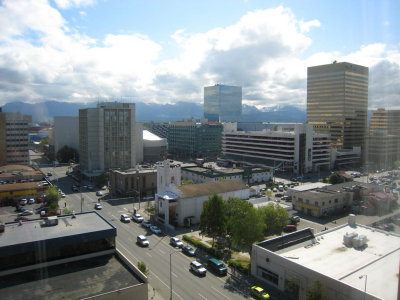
top-left (204, 84), bottom-right (242, 122)
top-left (79, 102), bottom-right (136, 174)
top-left (307, 62), bottom-right (369, 152)
top-left (0, 111), bottom-right (30, 166)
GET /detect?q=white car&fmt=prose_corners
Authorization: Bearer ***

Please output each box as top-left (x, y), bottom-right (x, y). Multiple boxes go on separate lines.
top-left (190, 261), bottom-right (207, 276)
top-left (96, 191), bottom-right (103, 197)
top-left (150, 225), bottom-right (161, 235)
top-left (28, 198), bottom-right (35, 204)
top-left (132, 214), bottom-right (144, 223)
top-left (20, 198), bottom-right (27, 205)
top-left (170, 237), bottom-right (183, 248)
top-left (61, 193), bottom-right (66, 198)
top-left (137, 235), bottom-right (149, 247)
top-left (94, 203), bottom-right (102, 210)
top-left (120, 214), bottom-right (131, 223)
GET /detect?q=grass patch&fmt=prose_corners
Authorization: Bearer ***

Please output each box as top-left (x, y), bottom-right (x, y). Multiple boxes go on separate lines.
top-left (228, 258), bottom-right (250, 274)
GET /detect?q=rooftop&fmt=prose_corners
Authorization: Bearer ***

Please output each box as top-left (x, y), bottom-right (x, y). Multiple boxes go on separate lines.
top-left (260, 224), bottom-right (400, 300)
top-left (178, 180), bottom-right (247, 198)
top-left (143, 129), bottom-right (163, 141)
top-left (0, 253), bottom-right (144, 300)
top-left (290, 182), bottom-right (331, 192)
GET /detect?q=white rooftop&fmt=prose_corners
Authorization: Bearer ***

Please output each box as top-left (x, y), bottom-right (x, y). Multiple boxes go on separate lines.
top-left (156, 191), bottom-right (179, 200)
top-left (290, 182), bottom-right (331, 192)
top-left (143, 130), bottom-right (162, 141)
top-left (276, 224), bottom-right (400, 300)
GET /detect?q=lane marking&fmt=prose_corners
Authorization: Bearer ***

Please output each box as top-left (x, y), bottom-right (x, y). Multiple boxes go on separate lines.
top-left (150, 272), bottom-right (184, 300)
top-left (158, 249), bottom-right (165, 255)
top-left (171, 271), bottom-right (178, 278)
top-left (211, 286), bottom-right (230, 300)
top-left (198, 293), bottom-right (207, 300)
top-left (146, 252), bottom-right (152, 257)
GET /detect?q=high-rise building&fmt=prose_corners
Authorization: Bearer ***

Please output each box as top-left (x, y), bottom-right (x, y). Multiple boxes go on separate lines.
top-left (307, 62), bottom-right (369, 153)
top-left (0, 111), bottom-right (30, 166)
top-left (53, 116), bottom-right (79, 154)
top-left (79, 102), bottom-right (136, 174)
top-left (370, 108), bottom-right (400, 136)
top-left (168, 121), bottom-right (223, 159)
top-left (204, 84), bottom-right (242, 122)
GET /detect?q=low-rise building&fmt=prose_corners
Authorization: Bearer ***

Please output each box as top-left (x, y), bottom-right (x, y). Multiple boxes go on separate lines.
top-left (0, 211), bottom-right (148, 300)
top-left (251, 215), bottom-right (400, 300)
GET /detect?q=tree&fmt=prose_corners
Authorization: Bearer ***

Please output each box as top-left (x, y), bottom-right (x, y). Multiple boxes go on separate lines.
top-left (259, 203), bottom-right (289, 236)
top-left (227, 198), bottom-right (265, 254)
top-left (137, 261), bottom-right (149, 276)
top-left (56, 145), bottom-right (79, 163)
top-left (199, 194), bottom-right (226, 248)
top-left (328, 173), bottom-right (343, 184)
top-left (306, 279), bottom-right (324, 300)
top-left (394, 160), bottom-right (400, 169)
top-left (45, 185), bottom-right (60, 215)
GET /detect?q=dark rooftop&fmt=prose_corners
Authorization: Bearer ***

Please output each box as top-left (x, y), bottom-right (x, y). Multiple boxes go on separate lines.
top-left (256, 228), bottom-right (315, 252)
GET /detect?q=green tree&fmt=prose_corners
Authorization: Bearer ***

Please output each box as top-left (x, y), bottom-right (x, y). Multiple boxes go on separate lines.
top-left (199, 194), bottom-right (227, 248)
top-left (394, 160), bottom-right (400, 169)
top-left (328, 173), bottom-right (343, 184)
top-left (45, 185), bottom-right (60, 215)
top-left (306, 279), bottom-right (324, 300)
top-left (39, 139), bottom-right (49, 145)
top-left (227, 199), bottom-right (264, 254)
top-left (56, 145), bottom-right (79, 163)
top-left (137, 261), bottom-right (149, 276)
top-left (259, 203), bottom-right (289, 236)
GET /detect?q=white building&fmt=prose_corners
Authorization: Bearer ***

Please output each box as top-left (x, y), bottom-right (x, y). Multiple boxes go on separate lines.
top-left (222, 123), bottom-right (331, 175)
top-left (79, 102), bottom-right (136, 176)
top-left (53, 116), bottom-right (79, 154)
top-left (251, 215), bottom-right (400, 300)
top-left (143, 130), bottom-right (167, 163)
top-left (155, 161), bottom-right (249, 228)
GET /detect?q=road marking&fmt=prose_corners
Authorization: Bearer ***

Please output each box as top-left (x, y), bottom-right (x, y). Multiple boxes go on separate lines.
top-left (158, 249), bottom-right (165, 254)
top-left (211, 286), bottom-right (230, 300)
top-left (171, 271), bottom-right (178, 278)
top-left (146, 252), bottom-right (152, 257)
top-left (150, 272), bottom-right (184, 300)
top-left (198, 293), bottom-right (207, 300)
top-left (110, 214), bottom-right (116, 219)
top-left (117, 242), bottom-right (139, 262)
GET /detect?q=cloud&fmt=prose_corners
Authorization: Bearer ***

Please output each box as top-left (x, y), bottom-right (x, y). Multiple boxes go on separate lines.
top-left (54, 0), bottom-right (95, 9)
top-left (0, 1), bottom-right (399, 111)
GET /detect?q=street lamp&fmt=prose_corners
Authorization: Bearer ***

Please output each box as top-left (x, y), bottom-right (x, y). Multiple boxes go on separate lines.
top-left (359, 274), bottom-right (367, 300)
top-left (169, 249), bottom-right (182, 300)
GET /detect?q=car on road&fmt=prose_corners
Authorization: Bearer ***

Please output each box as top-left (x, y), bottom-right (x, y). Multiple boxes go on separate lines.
top-left (207, 258), bottom-right (227, 276)
top-left (60, 193), bottom-right (66, 198)
top-left (190, 261), bottom-right (207, 276)
top-left (120, 214), bottom-right (131, 223)
top-left (170, 237), bottom-right (183, 248)
top-left (132, 214), bottom-right (144, 223)
top-left (87, 185), bottom-right (94, 190)
top-left (94, 203), bottom-right (102, 210)
top-left (150, 225), bottom-right (162, 235)
top-left (250, 286), bottom-right (270, 299)
top-left (137, 235), bottom-right (149, 247)
top-left (101, 185), bottom-right (107, 190)
top-left (281, 195), bottom-right (291, 201)
top-left (141, 220), bottom-right (151, 228)
top-left (18, 210), bottom-right (33, 216)
top-left (15, 206), bottom-right (26, 213)
top-left (96, 191), bottom-right (103, 197)
top-left (28, 198), bottom-right (35, 204)
top-left (182, 246), bottom-right (196, 256)
top-left (292, 215), bottom-right (300, 222)
top-left (47, 172), bottom-right (52, 176)
top-left (20, 198), bottom-right (27, 206)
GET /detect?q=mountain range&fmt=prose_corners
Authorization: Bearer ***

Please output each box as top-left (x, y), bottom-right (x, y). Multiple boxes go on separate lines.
top-left (1, 101), bottom-right (307, 123)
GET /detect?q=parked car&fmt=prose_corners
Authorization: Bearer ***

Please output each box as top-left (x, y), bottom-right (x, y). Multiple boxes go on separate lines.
top-left (190, 261), bottom-right (207, 276)
top-left (150, 225), bottom-right (162, 235)
top-left (18, 210), bottom-right (33, 216)
top-left (60, 193), bottom-right (66, 198)
top-left (274, 193), bottom-right (283, 197)
top-left (28, 198), bottom-right (35, 204)
top-left (96, 191), bottom-right (103, 197)
top-left (101, 185), bottom-right (107, 190)
top-left (94, 203), bottom-right (102, 210)
top-left (182, 246), bottom-right (196, 256)
top-left (87, 185), bottom-right (94, 190)
top-left (283, 224), bottom-right (297, 233)
top-left (132, 214), bottom-right (144, 223)
top-left (292, 215), bottom-right (300, 222)
top-left (15, 206), bottom-right (26, 213)
top-left (20, 198), bottom-right (27, 206)
top-left (170, 237), bottom-right (183, 248)
top-left (141, 220), bottom-right (151, 228)
top-left (281, 195), bottom-right (291, 201)
top-left (120, 214), bottom-right (130, 223)
top-left (251, 286), bottom-right (270, 299)
top-left (207, 258), bottom-right (227, 276)
top-left (47, 172), bottom-right (52, 176)
top-left (137, 235), bottom-right (149, 247)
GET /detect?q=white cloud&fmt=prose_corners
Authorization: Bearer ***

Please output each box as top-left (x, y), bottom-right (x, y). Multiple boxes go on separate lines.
top-left (0, 1), bottom-right (399, 110)
top-left (54, 0), bottom-right (95, 9)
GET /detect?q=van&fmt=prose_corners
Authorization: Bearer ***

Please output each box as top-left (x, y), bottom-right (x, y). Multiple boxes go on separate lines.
top-left (207, 258), bottom-right (227, 276)
top-left (278, 185), bottom-right (284, 192)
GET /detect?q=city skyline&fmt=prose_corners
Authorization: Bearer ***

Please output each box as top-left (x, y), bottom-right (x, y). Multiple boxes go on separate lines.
top-left (0, 0), bottom-right (399, 110)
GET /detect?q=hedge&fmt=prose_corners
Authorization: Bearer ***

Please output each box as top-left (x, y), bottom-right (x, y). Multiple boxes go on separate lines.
top-left (182, 235), bottom-right (225, 259)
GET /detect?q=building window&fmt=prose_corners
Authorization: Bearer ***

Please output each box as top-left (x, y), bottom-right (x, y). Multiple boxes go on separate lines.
top-left (258, 267), bottom-right (279, 286)
top-left (335, 199), bottom-right (338, 203)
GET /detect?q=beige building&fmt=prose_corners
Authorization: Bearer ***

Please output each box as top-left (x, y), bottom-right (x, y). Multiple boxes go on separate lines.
top-left (0, 111), bottom-right (30, 166)
top-left (109, 167), bottom-right (157, 198)
top-left (53, 116), bottom-right (79, 154)
top-left (307, 62), bottom-right (368, 155)
top-left (79, 102), bottom-right (136, 176)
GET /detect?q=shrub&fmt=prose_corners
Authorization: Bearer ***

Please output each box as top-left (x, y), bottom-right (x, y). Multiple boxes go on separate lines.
top-left (137, 261), bottom-right (149, 276)
top-left (227, 258), bottom-right (250, 274)
top-left (182, 235), bottom-right (227, 259)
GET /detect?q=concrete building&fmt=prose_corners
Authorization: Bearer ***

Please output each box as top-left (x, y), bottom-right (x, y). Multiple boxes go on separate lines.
top-left (307, 62), bottom-right (369, 156)
top-left (155, 161), bottom-right (249, 228)
top-left (109, 166), bottom-right (157, 199)
top-left (53, 116), bottom-right (79, 154)
top-left (251, 215), bottom-right (400, 300)
top-left (222, 123), bottom-right (331, 175)
top-left (204, 84), bottom-right (242, 122)
top-left (0, 211), bottom-right (148, 300)
top-left (79, 102), bottom-right (136, 176)
top-left (149, 122), bottom-right (169, 139)
top-left (168, 121), bottom-right (223, 159)
top-left (143, 130), bottom-right (167, 163)
top-left (0, 112), bottom-right (30, 166)
top-left (181, 164), bottom-right (272, 185)
top-left (331, 147), bottom-right (362, 169)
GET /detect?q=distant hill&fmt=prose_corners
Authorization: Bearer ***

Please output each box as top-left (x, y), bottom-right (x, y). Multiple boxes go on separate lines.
top-left (1, 100), bottom-right (307, 123)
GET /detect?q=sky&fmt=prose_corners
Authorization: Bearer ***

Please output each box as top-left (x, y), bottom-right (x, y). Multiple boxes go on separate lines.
top-left (0, 0), bottom-right (399, 109)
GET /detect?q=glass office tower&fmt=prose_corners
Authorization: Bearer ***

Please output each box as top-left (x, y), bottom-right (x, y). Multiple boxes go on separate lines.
top-left (307, 62), bottom-right (368, 151)
top-left (204, 84), bottom-right (242, 122)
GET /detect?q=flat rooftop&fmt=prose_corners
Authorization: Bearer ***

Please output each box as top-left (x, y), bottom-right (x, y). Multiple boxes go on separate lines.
top-left (0, 212), bottom-right (115, 255)
top-left (0, 253), bottom-right (143, 300)
top-left (274, 225), bottom-right (400, 300)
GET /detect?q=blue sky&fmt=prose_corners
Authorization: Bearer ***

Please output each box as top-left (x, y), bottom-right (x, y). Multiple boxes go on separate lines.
top-left (0, 0), bottom-right (399, 109)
